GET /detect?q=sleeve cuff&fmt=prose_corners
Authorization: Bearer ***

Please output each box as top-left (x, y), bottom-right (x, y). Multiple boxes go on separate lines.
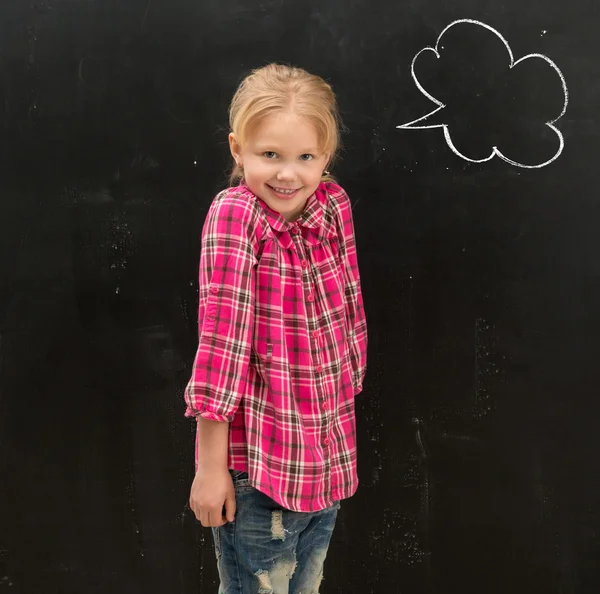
top-left (185, 406), bottom-right (233, 423)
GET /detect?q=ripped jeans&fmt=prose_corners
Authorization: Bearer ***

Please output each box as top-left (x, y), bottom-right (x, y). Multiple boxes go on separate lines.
top-left (212, 470), bottom-right (340, 594)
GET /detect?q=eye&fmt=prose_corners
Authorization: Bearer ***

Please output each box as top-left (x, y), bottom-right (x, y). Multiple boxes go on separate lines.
top-left (263, 151), bottom-right (277, 159)
top-left (299, 154), bottom-right (314, 161)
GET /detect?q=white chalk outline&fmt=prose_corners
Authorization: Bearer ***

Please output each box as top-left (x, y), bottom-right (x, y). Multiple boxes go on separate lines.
top-left (397, 19), bottom-right (569, 169)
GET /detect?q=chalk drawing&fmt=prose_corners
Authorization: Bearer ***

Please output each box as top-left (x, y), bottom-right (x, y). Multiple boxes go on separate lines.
top-left (398, 19), bottom-right (569, 169)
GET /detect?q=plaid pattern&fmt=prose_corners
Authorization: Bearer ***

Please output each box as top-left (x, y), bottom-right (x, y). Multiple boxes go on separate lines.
top-left (184, 182), bottom-right (367, 512)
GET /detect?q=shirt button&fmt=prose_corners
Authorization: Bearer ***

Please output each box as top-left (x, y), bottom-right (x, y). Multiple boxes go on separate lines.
top-left (307, 293), bottom-right (314, 302)
top-left (323, 437), bottom-right (330, 446)
top-left (322, 401), bottom-right (328, 410)
top-left (312, 330), bottom-right (319, 339)
top-left (210, 286), bottom-right (219, 294)
top-left (301, 259), bottom-right (308, 269)
top-left (316, 365), bottom-right (323, 373)
top-left (290, 226), bottom-right (299, 235)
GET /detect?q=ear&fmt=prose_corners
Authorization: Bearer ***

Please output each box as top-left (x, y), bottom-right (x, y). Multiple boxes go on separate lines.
top-left (229, 133), bottom-right (242, 164)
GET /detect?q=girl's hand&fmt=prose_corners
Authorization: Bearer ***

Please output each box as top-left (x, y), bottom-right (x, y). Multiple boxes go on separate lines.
top-left (189, 465), bottom-right (236, 527)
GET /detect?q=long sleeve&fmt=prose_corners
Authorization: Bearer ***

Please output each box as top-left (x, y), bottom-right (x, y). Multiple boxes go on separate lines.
top-left (335, 186), bottom-right (368, 395)
top-left (184, 190), bottom-right (258, 422)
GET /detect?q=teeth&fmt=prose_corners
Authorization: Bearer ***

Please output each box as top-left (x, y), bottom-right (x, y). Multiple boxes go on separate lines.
top-left (272, 187), bottom-right (297, 194)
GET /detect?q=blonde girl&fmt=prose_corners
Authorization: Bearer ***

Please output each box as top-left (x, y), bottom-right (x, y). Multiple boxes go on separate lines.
top-left (185, 63), bottom-right (367, 593)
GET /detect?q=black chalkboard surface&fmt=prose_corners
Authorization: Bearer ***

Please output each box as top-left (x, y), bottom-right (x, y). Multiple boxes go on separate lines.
top-left (1, 1), bottom-right (599, 593)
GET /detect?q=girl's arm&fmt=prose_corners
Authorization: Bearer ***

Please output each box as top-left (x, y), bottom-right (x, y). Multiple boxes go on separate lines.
top-left (189, 417), bottom-right (235, 527)
top-left (195, 416), bottom-right (228, 470)
top-left (184, 189), bottom-right (258, 421)
top-left (185, 189), bottom-right (258, 526)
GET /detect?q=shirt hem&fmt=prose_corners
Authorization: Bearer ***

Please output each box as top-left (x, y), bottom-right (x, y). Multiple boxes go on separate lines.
top-left (238, 475), bottom-right (359, 513)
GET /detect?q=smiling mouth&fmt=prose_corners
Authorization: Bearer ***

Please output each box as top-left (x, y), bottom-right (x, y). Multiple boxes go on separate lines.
top-left (268, 185), bottom-right (302, 198)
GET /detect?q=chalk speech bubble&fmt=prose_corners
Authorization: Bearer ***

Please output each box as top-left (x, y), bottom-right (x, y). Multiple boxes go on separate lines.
top-left (398, 19), bottom-right (569, 169)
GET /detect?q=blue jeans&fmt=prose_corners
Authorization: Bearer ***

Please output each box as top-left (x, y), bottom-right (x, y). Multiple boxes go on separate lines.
top-left (212, 470), bottom-right (340, 593)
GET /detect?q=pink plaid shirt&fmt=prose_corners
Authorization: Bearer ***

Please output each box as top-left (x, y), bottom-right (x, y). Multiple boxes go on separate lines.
top-left (184, 181), bottom-right (367, 512)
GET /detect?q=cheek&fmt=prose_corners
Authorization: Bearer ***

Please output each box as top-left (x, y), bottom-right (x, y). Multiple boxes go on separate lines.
top-left (306, 166), bottom-right (324, 184)
top-left (250, 162), bottom-right (271, 181)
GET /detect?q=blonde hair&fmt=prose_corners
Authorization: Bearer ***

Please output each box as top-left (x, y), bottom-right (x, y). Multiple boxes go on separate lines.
top-left (228, 63), bottom-right (342, 185)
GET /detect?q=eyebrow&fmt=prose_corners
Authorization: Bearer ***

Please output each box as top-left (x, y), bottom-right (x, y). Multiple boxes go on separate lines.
top-left (254, 144), bottom-right (321, 154)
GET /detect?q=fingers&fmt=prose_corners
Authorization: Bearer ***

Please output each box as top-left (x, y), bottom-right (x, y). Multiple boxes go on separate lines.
top-left (189, 499), bottom-right (228, 527)
top-left (205, 509), bottom-right (227, 528)
top-left (224, 489), bottom-right (237, 523)
top-left (188, 470), bottom-right (235, 527)
top-left (200, 508), bottom-right (226, 527)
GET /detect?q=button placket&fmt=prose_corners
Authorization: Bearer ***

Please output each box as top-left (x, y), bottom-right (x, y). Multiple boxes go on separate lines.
top-left (292, 230), bottom-right (314, 304)
top-left (294, 225), bottom-right (328, 434)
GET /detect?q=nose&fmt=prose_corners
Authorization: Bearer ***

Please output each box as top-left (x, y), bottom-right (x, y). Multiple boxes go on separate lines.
top-left (276, 162), bottom-right (296, 181)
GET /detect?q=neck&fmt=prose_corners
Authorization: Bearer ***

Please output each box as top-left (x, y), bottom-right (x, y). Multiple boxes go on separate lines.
top-left (283, 199), bottom-right (308, 222)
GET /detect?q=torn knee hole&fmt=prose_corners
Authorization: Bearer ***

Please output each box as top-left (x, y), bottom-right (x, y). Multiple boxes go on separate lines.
top-left (270, 509), bottom-right (286, 541)
top-left (256, 569), bottom-right (273, 593)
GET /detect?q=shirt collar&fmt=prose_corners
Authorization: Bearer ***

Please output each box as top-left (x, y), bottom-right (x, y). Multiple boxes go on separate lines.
top-left (257, 184), bottom-right (327, 233)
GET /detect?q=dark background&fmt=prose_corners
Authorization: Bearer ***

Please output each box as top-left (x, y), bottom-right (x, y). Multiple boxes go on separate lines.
top-left (1, 0), bottom-right (599, 592)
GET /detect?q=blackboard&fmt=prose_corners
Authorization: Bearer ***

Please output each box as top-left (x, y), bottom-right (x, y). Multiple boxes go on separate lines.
top-left (1, 0), bottom-right (599, 592)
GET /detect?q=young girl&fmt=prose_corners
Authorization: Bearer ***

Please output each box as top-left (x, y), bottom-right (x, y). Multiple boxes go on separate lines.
top-left (184, 63), bottom-right (367, 594)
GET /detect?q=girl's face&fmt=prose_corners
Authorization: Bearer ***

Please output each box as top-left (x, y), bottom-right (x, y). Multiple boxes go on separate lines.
top-left (229, 111), bottom-right (330, 222)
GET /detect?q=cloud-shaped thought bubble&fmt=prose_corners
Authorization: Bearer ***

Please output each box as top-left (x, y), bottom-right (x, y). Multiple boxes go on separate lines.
top-left (398, 19), bottom-right (569, 168)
